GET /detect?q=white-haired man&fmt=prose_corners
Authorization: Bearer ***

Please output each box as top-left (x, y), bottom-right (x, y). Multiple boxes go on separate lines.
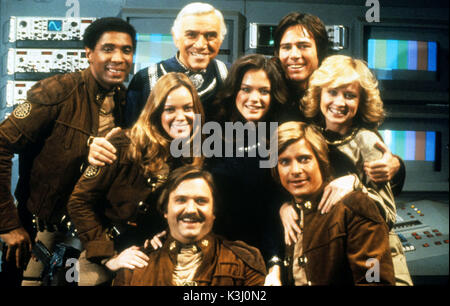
top-left (125, 2), bottom-right (229, 127)
top-left (88, 3), bottom-right (230, 167)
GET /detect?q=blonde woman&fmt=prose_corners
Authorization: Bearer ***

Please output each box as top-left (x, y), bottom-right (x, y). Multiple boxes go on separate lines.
top-left (280, 55), bottom-right (412, 285)
top-left (67, 72), bottom-right (204, 285)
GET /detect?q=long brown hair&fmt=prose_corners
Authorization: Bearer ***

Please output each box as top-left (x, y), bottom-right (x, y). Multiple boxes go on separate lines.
top-left (211, 54), bottom-right (288, 124)
top-left (127, 72), bottom-right (204, 176)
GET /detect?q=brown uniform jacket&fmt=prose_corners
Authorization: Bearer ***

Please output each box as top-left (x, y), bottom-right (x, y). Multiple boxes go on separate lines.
top-left (284, 191), bottom-right (395, 286)
top-left (67, 130), bottom-right (170, 262)
top-left (113, 233), bottom-right (267, 286)
top-left (0, 69), bottom-right (126, 232)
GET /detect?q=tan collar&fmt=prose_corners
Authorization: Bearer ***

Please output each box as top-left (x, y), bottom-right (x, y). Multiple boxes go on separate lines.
top-left (82, 68), bottom-right (126, 107)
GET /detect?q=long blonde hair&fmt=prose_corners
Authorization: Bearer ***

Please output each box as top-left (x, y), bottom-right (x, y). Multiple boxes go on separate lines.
top-left (127, 72), bottom-right (204, 176)
top-left (302, 55), bottom-right (385, 129)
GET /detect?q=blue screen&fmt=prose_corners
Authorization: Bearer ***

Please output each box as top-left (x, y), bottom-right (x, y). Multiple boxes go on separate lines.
top-left (47, 20), bottom-right (62, 32)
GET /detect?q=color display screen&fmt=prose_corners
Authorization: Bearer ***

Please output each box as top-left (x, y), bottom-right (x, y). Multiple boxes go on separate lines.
top-left (379, 130), bottom-right (436, 161)
top-left (367, 39), bottom-right (438, 81)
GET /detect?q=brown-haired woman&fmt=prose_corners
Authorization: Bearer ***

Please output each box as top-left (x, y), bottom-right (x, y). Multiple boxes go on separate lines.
top-left (67, 72), bottom-right (204, 285)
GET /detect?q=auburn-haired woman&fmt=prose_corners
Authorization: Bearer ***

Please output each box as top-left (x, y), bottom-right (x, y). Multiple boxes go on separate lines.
top-left (67, 72), bottom-right (204, 285)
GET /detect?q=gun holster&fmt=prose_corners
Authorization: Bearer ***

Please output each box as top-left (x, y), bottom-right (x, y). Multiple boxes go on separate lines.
top-left (31, 240), bottom-right (81, 286)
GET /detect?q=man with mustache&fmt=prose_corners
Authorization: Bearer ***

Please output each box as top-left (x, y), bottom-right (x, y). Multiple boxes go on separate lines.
top-left (113, 165), bottom-right (266, 286)
top-left (0, 17), bottom-right (136, 285)
top-left (89, 3), bottom-right (229, 168)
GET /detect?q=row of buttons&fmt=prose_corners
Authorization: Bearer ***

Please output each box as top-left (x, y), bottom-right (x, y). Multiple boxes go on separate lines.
top-left (412, 229), bottom-right (443, 240)
top-left (422, 240), bottom-right (449, 247)
top-left (402, 243), bottom-right (416, 252)
top-left (400, 204), bottom-right (425, 217)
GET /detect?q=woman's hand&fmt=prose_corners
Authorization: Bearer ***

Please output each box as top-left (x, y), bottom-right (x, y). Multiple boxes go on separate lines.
top-left (104, 246), bottom-right (149, 272)
top-left (144, 230), bottom-right (167, 250)
top-left (364, 141), bottom-right (400, 183)
top-left (279, 202), bottom-right (300, 246)
top-left (318, 174), bottom-right (356, 214)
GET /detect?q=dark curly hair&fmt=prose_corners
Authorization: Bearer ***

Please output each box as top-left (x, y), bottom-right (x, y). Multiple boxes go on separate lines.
top-left (83, 17), bottom-right (136, 51)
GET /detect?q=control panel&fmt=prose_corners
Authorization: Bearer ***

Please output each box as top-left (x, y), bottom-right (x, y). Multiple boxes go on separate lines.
top-left (394, 199), bottom-right (449, 276)
top-left (4, 81), bottom-right (36, 108)
top-left (7, 48), bottom-right (88, 74)
top-left (2, 16), bottom-right (96, 119)
top-left (9, 17), bottom-right (95, 42)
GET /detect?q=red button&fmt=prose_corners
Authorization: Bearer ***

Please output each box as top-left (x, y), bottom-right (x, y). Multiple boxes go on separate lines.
top-left (427, 234), bottom-right (433, 238)
top-left (423, 243), bottom-right (430, 247)
top-left (435, 241), bottom-right (442, 245)
top-left (410, 215), bottom-right (415, 218)
top-left (432, 229), bottom-right (439, 232)
top-left (444, 240), bottom-right (449, 244)
top-left (412, 232), bottom-right (418, 236)
top-left (424, 231), bottom-right (430, 235)
top-left (436, 233), bottom-right (442, 236)
top-left (415, 236), bottom-right (422, 240)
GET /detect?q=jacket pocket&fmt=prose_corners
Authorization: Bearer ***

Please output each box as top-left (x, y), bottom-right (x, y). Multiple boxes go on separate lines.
top-left (212, 262), bottom-right (243, 285)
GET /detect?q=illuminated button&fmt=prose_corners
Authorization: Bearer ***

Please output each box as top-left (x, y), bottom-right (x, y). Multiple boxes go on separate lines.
top-left (415, 235), bottom-right (422, 240)
top-left (423, 243), bottom-right (430, 247)
top-left (444, 240), bottom-right (449, 244)
top-left (412, 232), bottom-right (418, 236)
top-left (432, 229), bottom-right (439, 233)
top-left (414, 208), bottom-right (418, 211)
top-left (417, 210), bottom-right (421, 214)
top-left (411, 205), bottom-right (415, 208)
top-left (435, 241), bottom-right (442, 245)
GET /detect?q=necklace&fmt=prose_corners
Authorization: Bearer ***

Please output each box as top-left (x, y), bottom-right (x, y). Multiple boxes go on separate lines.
top-left (321, 127), bottom-right (359, 146)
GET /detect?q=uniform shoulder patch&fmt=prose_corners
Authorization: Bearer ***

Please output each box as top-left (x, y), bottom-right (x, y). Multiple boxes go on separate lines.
top-left (12, 102), bottom-right (32, 119)
top-left (84, 165), bottom-right (100, 178)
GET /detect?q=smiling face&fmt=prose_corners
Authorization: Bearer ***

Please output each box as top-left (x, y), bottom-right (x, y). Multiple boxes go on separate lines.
top-left (173, 12), bottom-right (222, 72)
top-left (277, 138), bottom-right (323, 203)
top-left (235, 69), bottom-right (272, 122)
top-left (161, 86), bottom-right (195, 139)
top-left (165, 178), bottom-right (215, 244)
top-left (86, 31), bottom-right (133, 90)
top-left (320, 82), bottom-right (360, 135)
top-left (278, 25), bottom-right (319, 87)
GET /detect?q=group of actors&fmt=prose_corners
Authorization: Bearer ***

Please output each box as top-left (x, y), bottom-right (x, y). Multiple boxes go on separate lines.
top-left (0, 2), bottom-right (414, 286)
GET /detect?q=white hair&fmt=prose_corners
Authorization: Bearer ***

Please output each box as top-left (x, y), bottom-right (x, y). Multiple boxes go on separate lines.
top-left (172, 2), bottom-right (227, 40)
